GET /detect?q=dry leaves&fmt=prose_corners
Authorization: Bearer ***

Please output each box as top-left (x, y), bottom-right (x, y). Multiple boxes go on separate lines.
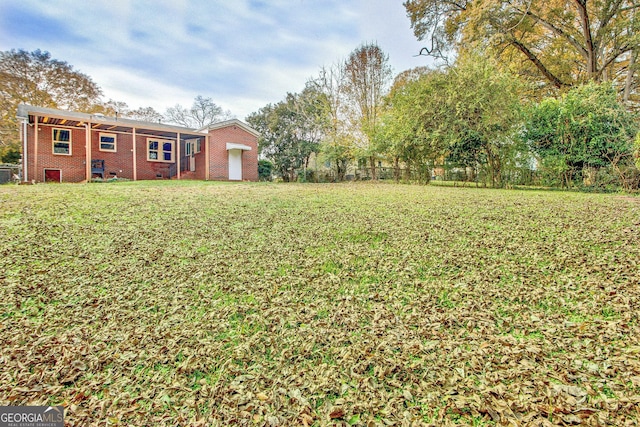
top-left (0, 181), bottom-right (639, 425)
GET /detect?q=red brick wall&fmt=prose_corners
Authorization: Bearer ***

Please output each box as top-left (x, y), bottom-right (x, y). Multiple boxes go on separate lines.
top-left (194, 150), bottom-right (206, 180)
top-left (134, 135), bottom-right (174, 180)
top-left (92, 132), bottom-right (134, 179)
top-left (207, 125), bottom-right (258, 181)
top-left (25, 122), bottom-right (257, 182)
top-left (27, 124), bottom-right (87, 183)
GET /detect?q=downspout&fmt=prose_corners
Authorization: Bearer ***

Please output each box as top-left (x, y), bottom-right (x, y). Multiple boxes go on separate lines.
top-left (22, 119), bottom-right (28, 182)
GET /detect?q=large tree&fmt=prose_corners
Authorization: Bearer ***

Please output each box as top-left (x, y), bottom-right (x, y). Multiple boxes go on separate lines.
top-left (342, 43), bottom-right (393, 179)
top-left (165, 95), bottom-right (233, 129)
top-left (0, 49), bottom-right (103, 150)
top-left (380, 55), bottom-right (524, 186)
top-left (247, 86), bottom-right (327, 182)
top-left (404, 0), bottom-right (640, 101)
top-left (308, 63), bottom-right (353, 181)
top-left (377, 66), bottom-right (442, 181)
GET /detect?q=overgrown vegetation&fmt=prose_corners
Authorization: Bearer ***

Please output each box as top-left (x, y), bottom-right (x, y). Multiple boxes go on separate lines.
top-left (1, 181), bottom-right (639, 425)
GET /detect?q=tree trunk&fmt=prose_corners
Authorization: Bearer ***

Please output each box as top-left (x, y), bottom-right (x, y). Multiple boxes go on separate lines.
top-left (485, 146), bottom-right (501, 187)
top-left (394, 156), bottom-right (400, 182)
top-left (624, 50), bottom-right (636, 103)
top-left (369, 156), bottom-right (377, 180)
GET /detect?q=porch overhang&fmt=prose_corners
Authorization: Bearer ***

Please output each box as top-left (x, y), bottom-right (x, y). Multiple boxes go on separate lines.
top-left (16, 104), bottom-right (203, 139)
top-left (226, 143), bottom-right (252, 151)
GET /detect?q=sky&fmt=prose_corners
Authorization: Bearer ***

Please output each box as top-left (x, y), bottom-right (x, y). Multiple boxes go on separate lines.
top-left (0, 0), bottom-right (432, 120)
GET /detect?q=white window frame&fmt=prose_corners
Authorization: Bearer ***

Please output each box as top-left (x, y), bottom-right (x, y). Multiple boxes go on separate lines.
top-left (99, 132), bottom-right (117, 152)
top-left (52, 128), bottom-right (71, 155)
top-left (147, 138), bottom-right (175, 163)
top-left (196, 139), bottom-right (202, 153)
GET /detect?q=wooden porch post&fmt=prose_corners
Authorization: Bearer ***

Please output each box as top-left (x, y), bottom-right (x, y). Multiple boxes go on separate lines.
top-left (177, 132), bottom-right (181, 179)
top-left (34, 115), bottom-right (39, 182)
top-left (132, 128), bottom-right (137, 181)
top-left (85, 123), bottom-right (92, 182)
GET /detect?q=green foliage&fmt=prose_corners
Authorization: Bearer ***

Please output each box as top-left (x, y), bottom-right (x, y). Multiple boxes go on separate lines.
top-left (0, 144), bottom-right (21, 164)
top-left (635, 133), bottom-right (640, 170)
top-left (523, 82), bottom-right (639, 189)
top-left (247, 85), bottom-right (327, 182)
top-left (379, 55), bottom-right (525, 186)
top-left (258, 159), bottom-right (273, 181)
top-left (377, 67), bottom-right (446, 181)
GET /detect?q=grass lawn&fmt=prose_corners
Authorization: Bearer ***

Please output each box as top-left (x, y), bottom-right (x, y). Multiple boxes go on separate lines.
top-left (0, 181), bottom-right (639, 426)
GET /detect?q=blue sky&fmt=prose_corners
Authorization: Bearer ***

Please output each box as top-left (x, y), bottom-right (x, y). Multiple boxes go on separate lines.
top-left (0, 0), bottom-right (431, 120)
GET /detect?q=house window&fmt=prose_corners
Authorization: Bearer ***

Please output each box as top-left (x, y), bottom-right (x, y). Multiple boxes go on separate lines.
top-left (196, 139), bottom-right (202, 153)
top-left (99, 133), bottom-right (117, 152)
top-left (52, 129), bottom-right (71, 155)
top-left (147, 138), bottom-right (174, 162)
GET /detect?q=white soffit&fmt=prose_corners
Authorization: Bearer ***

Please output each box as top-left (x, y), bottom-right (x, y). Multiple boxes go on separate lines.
top-left (226, 143), bottom-right (252, 151)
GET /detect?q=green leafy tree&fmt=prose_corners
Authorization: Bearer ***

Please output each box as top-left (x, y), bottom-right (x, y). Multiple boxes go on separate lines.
top-left (380, 55), bottom-right (524, 186)
top-left (258, 160), bottom-right (274, 181)
top-left (247, 85), bottom-right (327, 182)
top-left (523, 82), bottom-right (639, 189)
top-left (377, 67), bottom-right (447, 181)
top-left (0, 146), bottom-right (21, 163)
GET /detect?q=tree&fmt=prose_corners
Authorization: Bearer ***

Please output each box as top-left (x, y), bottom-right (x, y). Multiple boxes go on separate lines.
top-left (404, 0), bottom-right (640, 100)
top-left (523, 82), bottom-right (639, 189)
top-left (165, 95), bottom-right (233, 129)
top-left (342, 43), bottom-right (393, 179)
top-left (309, 63), bottom-right (353, 181)
top-left (258, 159), bottom-right (274, 181)
top-left (380, 55), bottom-right (524, 186)
top-left (247, 86), bottom-right (327, 182)
top-left (93, 99), bottom-right (130, 117)
top-left (0, 145), bottom-right (21, 164)
top-left (127, 106), bottom-right (164, 123)
top-left (377, 66), bottom-right (446, 181)
top-left (0, 49), bottom-right (103, 149)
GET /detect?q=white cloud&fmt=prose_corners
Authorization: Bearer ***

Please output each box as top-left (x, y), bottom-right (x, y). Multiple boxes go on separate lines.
top-left (0, 0), bottom-right (433, 119)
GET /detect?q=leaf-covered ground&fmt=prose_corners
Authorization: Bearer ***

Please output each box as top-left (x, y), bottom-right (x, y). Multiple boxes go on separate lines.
top-left (1, 181), bottom-right (639, 426)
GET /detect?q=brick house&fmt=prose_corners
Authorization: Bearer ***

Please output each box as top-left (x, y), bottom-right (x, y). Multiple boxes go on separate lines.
top-left (17, 104), bottom-right (259, 183)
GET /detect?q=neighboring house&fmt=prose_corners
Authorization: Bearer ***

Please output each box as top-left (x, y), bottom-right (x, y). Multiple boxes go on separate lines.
top-left (16, 104), bottom-right (259, 183)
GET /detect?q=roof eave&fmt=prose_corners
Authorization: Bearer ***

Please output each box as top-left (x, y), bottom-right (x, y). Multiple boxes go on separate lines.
top-left (199, 119), bottom-right (260, 138)
top-left (16, 104), bottom-right (203, 136)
